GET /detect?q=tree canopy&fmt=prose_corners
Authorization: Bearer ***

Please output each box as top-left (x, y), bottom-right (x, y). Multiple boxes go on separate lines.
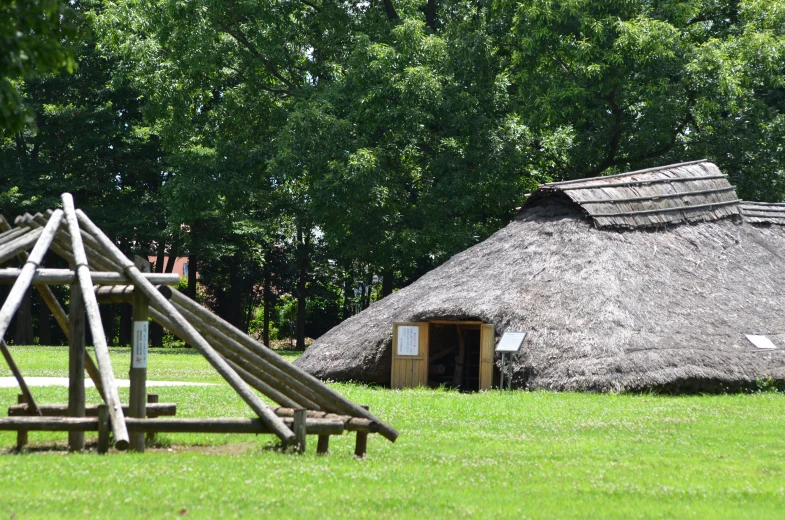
top-left (2, 0), bottom-right (784, 345)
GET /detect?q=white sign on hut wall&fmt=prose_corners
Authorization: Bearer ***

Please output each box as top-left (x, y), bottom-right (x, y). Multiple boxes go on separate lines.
top-left (746, 334), bottom-right (777, 350)
top-left (133, 321), bottom-right (149, 368)
top-left (397, 325), bottom-right (420, 356)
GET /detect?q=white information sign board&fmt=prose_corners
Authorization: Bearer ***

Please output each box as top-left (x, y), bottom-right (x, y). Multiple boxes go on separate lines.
top-left (746, 334), bottom-right (777, 350)
top-left (397, 325), bottom-right (420, 356)
top-left (133, 321), bottom-right (149, 368)
top-left (495, 332), bottom-right (526, 353)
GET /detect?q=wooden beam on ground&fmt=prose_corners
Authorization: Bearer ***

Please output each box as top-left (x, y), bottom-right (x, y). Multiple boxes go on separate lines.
top-left (62, 194), bottom-right (129, 451)
top-left (8, 402), bottom-right (177, 417)
top-left (270, 407), bottom-right (379, 433)
top-left (75, 208), bottom-right (295, 445)
top-left (0, 416), bottom-right (345, 435)
top-left (168, 289), bottom-right (400, 442)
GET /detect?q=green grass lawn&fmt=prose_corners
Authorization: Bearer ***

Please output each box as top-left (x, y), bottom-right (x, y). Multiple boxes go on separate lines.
top-left (1, 346), bottom-right (784, 519)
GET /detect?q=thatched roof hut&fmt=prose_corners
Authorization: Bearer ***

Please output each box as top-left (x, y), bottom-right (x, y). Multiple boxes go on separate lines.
top-left (295, 160), bottom-right (785, 391)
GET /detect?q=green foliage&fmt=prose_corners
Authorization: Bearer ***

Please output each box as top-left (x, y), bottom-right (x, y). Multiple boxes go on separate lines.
top-left (0, 0), bottom-right (81, 136)
top-left (4, 0), bottom-right (785, 340)
top-left (498, 0), bottom-right (785, 199)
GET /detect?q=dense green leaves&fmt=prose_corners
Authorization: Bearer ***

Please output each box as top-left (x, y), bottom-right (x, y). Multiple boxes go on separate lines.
top-left (2, 0), bottom-right (785, 338)
top-left (0, 0), bottom-right (81, 136)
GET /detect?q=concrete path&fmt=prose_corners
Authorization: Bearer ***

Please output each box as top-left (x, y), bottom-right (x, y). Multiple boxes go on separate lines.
top-left (0, 377), bottom-right (216, 388)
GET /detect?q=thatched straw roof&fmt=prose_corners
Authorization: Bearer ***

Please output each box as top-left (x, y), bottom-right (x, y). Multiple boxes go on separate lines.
top-left (295, 161), bottom-right (785, 391)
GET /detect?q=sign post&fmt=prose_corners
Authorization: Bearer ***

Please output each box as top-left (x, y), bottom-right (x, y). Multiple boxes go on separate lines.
top-left (495, 332), bottom-right (526, 390)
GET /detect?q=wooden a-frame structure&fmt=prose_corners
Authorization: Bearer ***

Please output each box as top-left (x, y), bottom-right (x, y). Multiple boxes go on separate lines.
top-left (0, 193), bottom-right (397, 455)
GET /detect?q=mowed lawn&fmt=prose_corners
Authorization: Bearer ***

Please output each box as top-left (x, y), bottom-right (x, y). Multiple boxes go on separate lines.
top-left (1, 347), bottom-right (784, 519)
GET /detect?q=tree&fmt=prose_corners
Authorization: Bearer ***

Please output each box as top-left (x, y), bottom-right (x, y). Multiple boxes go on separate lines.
top-left (0, 0), bottom-right (81, 136)
top-left (497, 0), bottom-right (785, 199)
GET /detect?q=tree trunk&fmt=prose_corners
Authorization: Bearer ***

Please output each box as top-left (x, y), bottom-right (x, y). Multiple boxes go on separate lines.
top-left (150, 243), bottom-right (166, 347)
top-left (425, 0), bottom-right (437, 30)
top-left (295, 227), bottom-right (310, 351)
top-left (382, 0), bottom-right (399, 20)
top-left (187, 254), bottom-right (197, 301)
top-left (228, 255), bottom-right (243, 329)
top-left (165, 255), bottom-right (177, 275)
top-left (342, 271), bottom-right (353, 320)
top-left (38, 290), bottom-right (50, 345)
top-left (262, 273), bottom-right (272, 347)
top-left (100, 303), bottom-right (116, 346)
top-left (381, 269), bottom-right (393, 297)
top-left (119, 303), bottom-right (131, 346)
top-left (13, 288), bottom-right (34, 345)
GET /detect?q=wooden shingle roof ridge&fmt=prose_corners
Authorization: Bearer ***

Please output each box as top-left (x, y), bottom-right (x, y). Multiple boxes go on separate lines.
top-left (530, 160), bottom-right (741, 229)
top-left (740, 200), bottom-right (785, 225)
top-left (543, 159), bottom-right (711, 187)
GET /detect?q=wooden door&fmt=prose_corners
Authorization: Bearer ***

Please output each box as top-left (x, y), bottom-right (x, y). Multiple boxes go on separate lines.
top-left (391, 322), bottom-right (429, 389)
top-left (479, 323), bottom-right (495, 391)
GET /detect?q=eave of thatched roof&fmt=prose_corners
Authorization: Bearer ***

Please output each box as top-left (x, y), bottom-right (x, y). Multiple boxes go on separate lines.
top-left (528, 160), bottom-right (740, 229)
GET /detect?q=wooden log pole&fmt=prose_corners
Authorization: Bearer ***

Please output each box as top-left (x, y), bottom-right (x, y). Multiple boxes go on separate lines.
top-left (146, 394), bottom-right (159, 444)
top-left (147, 303), bottom-right (308, 413)
top-left (0, 214), bottom-right (106, 400)
top-left (16, 394), bottom-right (27, 450)
top-left (62, 195), bottom-right (129, 451)
top-left (0, 227), bottom-right (43, 265)
top-left (355, 405), bottom-right (370, 458)
top-left (0, 227), bottom-right (27, 247)
top-left (167, 289), bottom-right (399, 442)
top-left (0, 211), bottom-right (62, 425)
top-left (96, 285), bottom-right (173, 304)
top-left (0, 416), bottom-right (345, 435)
top-left (97, 405), bottom-right (109, 454)
top-left (68, 277), bottom-right (86, 451)
top-left (355, 431), bottom-right (368, 458)
top-left (75, 208), bottom-right (295, 445)
top-left (129, 288), bottom-right (149, 452)
top-left (317, 435), bottom-right (330, 455)
top-left (8, 402), bottom-right (177, 417)
top-left (0, 211), bottom-right (62, 342)
top-left (270, 407), bottom-right (379, 433)
top-left (21, 212), bottom-right (124, 273)
top-left (0, 268), bottom-right (181, 285)
top-left (294, 408), bottom-right (307, 454)
top-left (164, 304), bottom-right (320, 409)
top-left (0, 339), bottom-right (40, 415)
top-left (225, 358), bottom-right (302, 409)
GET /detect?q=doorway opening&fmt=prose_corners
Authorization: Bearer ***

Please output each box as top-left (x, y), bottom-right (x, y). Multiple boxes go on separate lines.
top-left (391, 320), bottom-right (494, 391)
